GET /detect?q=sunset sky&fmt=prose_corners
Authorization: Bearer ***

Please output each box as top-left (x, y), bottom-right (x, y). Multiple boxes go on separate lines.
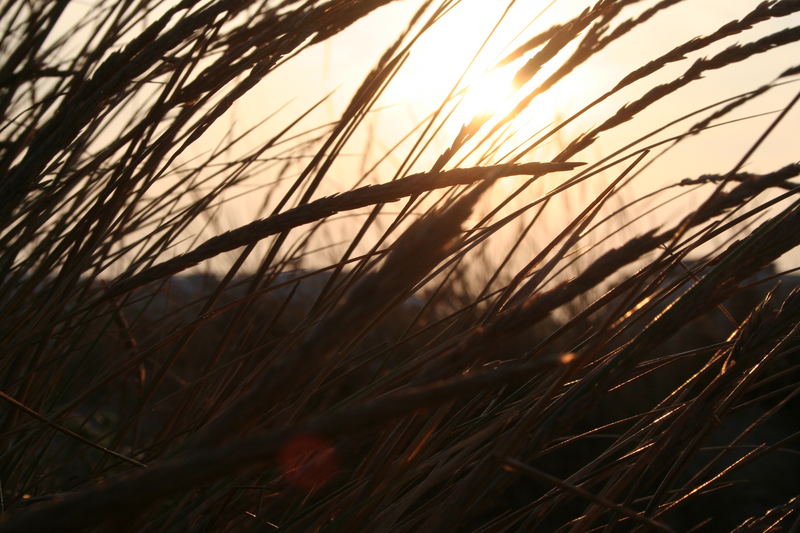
top-left (208, 0), bottom-right (799, 268)
top-left (54, 1), bottom-right (800, 272)
top-left (221, 1), bottom-right (799, 198)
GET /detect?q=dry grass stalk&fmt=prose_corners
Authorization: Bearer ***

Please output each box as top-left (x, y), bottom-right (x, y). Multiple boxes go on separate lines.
top-left (2, 1), bottom-right (800, 531)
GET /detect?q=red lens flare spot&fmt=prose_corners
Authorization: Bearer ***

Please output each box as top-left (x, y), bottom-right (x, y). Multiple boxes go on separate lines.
top-left (278, 434), bottom-right (338, 491)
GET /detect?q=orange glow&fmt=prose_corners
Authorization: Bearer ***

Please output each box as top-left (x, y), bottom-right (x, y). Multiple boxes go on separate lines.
top-left (560, 352), bottom-right (576, 364)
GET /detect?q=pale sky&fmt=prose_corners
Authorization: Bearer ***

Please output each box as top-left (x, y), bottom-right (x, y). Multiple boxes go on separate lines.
top-left (231, 0), bottom-right (799, 192)
top-left (206, 0), bottom-right (799, 271)
top-left (53, 1), bottom-right (800, 275)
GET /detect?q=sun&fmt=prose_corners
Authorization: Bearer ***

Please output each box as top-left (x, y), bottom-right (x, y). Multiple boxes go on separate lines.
top-left (457, 65), bottom-right (519, 125)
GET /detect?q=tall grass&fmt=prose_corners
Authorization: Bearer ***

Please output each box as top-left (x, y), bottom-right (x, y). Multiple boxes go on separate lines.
top-left (1, 1), bottom-right (800, 531)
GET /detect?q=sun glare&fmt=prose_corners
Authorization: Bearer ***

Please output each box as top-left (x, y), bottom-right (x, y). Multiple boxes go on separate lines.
top-left (457, 65), bottom-right (519, 125)
top-left (380, 0), bottom-right (575, 155)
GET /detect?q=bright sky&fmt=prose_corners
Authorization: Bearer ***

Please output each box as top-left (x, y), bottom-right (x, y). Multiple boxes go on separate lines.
top-left (52, 1), bottom-right (800, 274)
top-left (208, 0), bottom-right (799, 270)
top-left (232, 0), bottom-right (799, 188)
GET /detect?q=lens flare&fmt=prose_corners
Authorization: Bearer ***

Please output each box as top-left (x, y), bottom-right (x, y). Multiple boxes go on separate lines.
top-left (278, 434), bottom-right (338, 491)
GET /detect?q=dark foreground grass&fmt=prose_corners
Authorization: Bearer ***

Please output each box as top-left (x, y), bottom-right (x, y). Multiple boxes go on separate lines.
top-left (1, 1), bottom-right (800, 531)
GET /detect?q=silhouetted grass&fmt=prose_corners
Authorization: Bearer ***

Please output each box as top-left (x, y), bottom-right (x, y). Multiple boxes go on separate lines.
top-left (1, 1), bottom-right (800, 532)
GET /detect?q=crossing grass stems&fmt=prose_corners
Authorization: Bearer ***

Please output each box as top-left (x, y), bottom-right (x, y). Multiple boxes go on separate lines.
top-left (1, 1), bottom-right (800, 531)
